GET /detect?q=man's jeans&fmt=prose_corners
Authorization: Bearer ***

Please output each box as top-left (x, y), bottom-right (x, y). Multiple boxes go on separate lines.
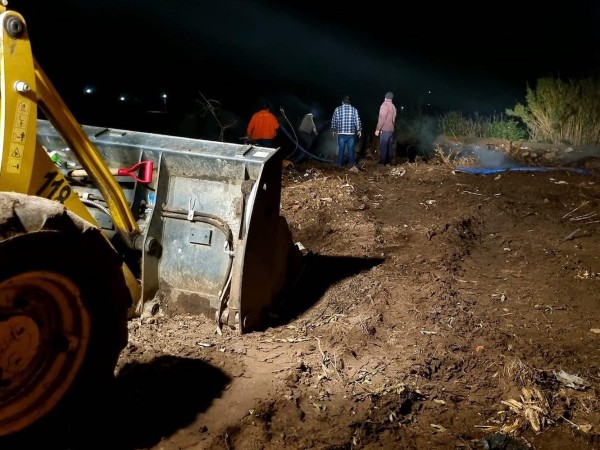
top-left (337, 134), bottom-right (356, 167)
top-left (255, 138), bottom-right (274, 148)
top-left (379, 131), bottom-right (394, 165)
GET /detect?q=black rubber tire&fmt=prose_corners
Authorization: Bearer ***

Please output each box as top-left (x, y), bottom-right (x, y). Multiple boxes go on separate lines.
top-left (0, 192), bottom-right (131, 444)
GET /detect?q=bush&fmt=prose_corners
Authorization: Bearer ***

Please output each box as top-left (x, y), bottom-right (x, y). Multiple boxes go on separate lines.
top-left (486, 118), bottom-right (527, 140)
top-left (438, 111), bottom-right (483, 137)
top-left (507, 77), bottom-right (600, 145)
top-left (438, 111), bottom-right (526, 140)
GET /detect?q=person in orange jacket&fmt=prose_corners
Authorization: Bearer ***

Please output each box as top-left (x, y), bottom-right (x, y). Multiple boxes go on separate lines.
top-left (246, 103), bottom-right (280, 148)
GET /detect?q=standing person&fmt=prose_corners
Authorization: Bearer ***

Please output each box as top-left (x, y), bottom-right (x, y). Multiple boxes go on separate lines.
top-left (298, 113), bottom-right (318, 151)
top-left (374, 92), bottom-right (397, 165)
top-left (293, 112), bottom-right (318, 163)
top-left (247, 102), bottom-right (280, 148)
top-left (331, 95), bottom-right (362, 168)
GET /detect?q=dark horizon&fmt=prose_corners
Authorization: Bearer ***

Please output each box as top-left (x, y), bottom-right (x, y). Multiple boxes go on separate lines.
top-left (9, 0), bottom-right (600, 140)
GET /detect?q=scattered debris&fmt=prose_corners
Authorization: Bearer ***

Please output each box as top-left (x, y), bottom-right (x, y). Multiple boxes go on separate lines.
top-left (500, 387), bottom-right (550, 433)
top-left (554, 370), bottom-right (589, 390)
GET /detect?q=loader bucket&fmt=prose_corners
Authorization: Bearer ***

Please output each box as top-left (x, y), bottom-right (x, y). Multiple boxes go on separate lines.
top-left (35, 120), bottom-right (303, 333)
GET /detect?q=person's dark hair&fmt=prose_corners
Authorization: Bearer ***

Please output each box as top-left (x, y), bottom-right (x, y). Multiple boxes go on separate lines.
top-left (342, 95), bottom-right (350, 104)
top-left (261, 102), bottom-right (271, 110)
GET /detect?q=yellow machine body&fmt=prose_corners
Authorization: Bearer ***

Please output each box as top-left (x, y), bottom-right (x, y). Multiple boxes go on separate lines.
top-left (0, 5), bottom-right (302, 439)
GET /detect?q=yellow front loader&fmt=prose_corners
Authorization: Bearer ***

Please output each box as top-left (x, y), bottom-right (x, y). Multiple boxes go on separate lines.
top-left (0, 4), bottom-right (303, 438)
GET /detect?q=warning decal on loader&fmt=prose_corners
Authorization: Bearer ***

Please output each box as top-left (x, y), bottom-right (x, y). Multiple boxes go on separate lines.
top-left (7, 99), bottom-right (29, 174)
top-left (7, 143), bottom-right (24, 173)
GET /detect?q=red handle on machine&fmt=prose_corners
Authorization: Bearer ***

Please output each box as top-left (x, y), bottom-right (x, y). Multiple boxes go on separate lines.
top-left (115, 161), bottom-right (154, 183)
top-left (70, 160), bottom-right (154, 183)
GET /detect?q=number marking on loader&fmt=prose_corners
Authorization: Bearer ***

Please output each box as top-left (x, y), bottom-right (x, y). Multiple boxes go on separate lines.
top-left (36, 170), bottom-right (72, 204)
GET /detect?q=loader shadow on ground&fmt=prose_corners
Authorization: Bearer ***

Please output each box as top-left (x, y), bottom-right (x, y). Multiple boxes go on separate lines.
top-left (112, 356), bottom-right (231, 449)
top-left (273, 253), bottom-right (385, 326)
top-left (0, 356), bottom-right (230, 450)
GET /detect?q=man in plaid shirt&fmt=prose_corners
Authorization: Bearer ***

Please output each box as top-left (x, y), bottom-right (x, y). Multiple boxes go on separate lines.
top-left (331, 95), bottom-right (362, 167)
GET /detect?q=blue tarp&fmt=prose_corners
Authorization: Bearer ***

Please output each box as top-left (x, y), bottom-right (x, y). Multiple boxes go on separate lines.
top-left (454, 166), bottom-right (593, 176)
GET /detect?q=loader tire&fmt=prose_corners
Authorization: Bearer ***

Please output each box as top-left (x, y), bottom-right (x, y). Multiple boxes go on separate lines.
top-left (0, 192), bottom-right (131, 440)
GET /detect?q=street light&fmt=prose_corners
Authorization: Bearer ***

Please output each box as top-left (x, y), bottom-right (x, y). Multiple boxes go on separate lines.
top-left (162, 93), bottom-right (168, 112)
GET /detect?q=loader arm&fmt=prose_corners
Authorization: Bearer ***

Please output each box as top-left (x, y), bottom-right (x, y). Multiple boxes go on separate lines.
top-left (0, 8), bottom-right (140, 245)
top-left (0, 7), bottom-right (141, 303)
top-left (34, 61), bottom-right (141, 240)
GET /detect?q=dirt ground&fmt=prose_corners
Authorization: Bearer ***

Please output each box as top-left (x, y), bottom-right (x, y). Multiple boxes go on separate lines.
top-left (5, 138), bottom-right (600, 449)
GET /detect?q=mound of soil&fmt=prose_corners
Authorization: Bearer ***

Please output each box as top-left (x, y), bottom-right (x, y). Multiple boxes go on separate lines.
top-left (116, 144), bottom-right (600, 450)
top-left (5, 141), bottom-right (600, 450)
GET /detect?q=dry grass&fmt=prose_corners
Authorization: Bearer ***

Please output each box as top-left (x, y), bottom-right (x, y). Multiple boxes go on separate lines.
top-left (503, 357), bottom-right (539, 386)
top-left (433, 145), bottom-right (478, 167)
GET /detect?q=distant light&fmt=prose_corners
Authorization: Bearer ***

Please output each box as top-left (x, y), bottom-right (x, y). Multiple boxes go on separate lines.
top-left (162, 93), bottom-right (168, 112)
top-left (84, 87), bottom-right (93, 94)
top-left (120, 96), bottom-right (126, 101)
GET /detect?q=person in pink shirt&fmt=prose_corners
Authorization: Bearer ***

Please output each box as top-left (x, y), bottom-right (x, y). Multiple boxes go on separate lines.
top-left (374, 92), bottom-right (397, 165)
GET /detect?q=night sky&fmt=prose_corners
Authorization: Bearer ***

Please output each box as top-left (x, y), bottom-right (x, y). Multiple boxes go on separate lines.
top-left (9, 0), bottom-right (600, 140)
